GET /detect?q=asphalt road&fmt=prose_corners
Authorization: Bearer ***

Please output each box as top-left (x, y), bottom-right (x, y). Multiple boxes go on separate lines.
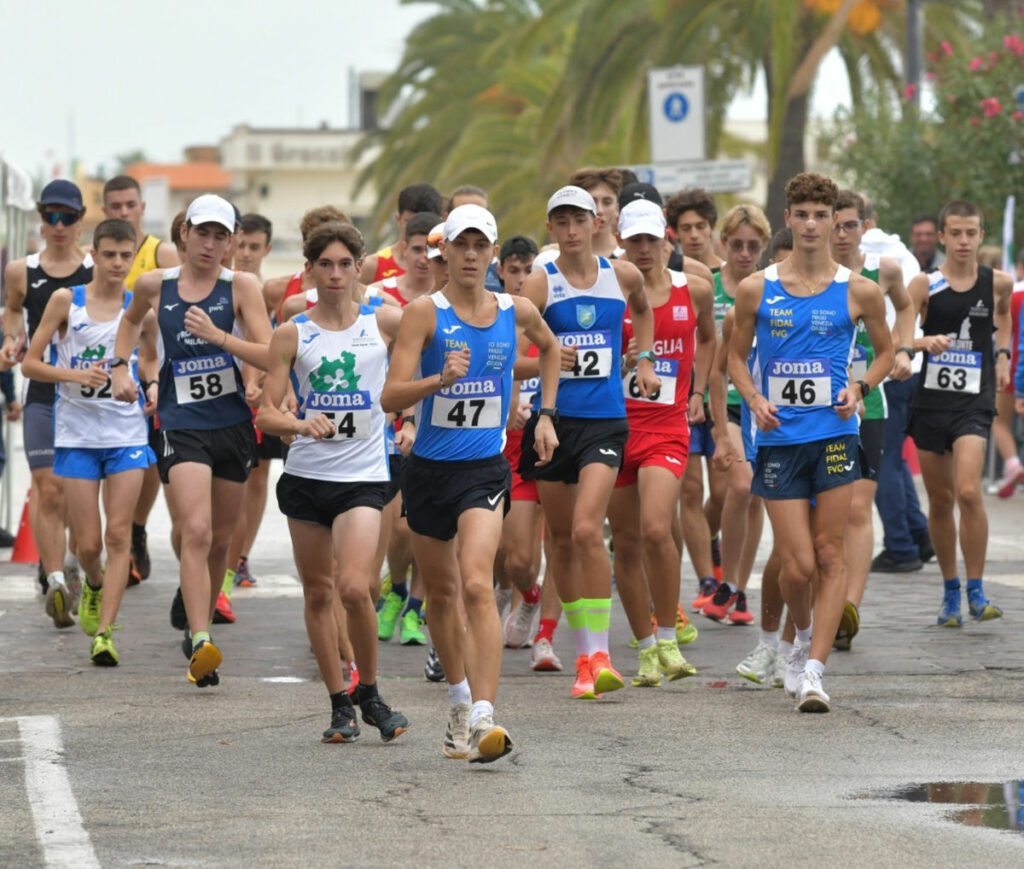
top-left (1, 451), bottom-right (1023, 867)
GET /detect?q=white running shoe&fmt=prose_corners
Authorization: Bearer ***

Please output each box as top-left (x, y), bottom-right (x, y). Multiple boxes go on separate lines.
top-left (784, 643), bottom-right (808, 697)
top-left (797, 669), bottom-right (831, 713)
top-left (772, 650), bottom-right (787, 688)
top-left (736, 641), bottom-right (777, 686)
top-left (530, 637), bottom-right (562, 671)
top-left (443, 702), bottom-right (471, 759)
top-left (503, 600), bottom-right (539, 648)
top-left (44, 581), bottom-right (75, 629)
top-left (467, 714), bottom-right (512, 764)
top-left (494, 587), bottom-right (513, 620)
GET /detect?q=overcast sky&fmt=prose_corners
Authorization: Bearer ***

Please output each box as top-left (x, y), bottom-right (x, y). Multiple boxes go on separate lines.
top-left (2, 0), bottom-right (850, 179)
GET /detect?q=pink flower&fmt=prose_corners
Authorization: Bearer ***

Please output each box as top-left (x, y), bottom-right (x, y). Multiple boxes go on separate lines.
top-left (969, 116), bottom-right (981, 127)
top-left (941, 40), bottom-right (954, 56)
top-left (1013, 110), bottom-right (1024, 121)
top-left (1005, 34), bottom-right (1024, 56)
top-left (903, 83), bottom-right (918, 101)
top-left (969, 56), bottom-right (984, 71)
top-left (926, 71), bottom-right (936, 81)
top-left (981, 97), bottom-right (1002, 117)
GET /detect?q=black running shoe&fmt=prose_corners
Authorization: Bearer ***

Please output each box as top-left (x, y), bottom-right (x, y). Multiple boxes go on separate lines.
top-left (424, 647), bottom-right (445, 682)
top-left (915, 535), bottom-right (935, 564)
top-left (0, 527), bottom-right (15, 548)
top-left (870, 550), bottom-right (922, 573)
top-left (322, 700), bottom-right (360, 743)
top-left (170, 587), bottom-right (187, 631)
top-left (181, 629), bottom-right (192, 660)
top-left (37, 562), bottom-right (48, 595)
top-left (355, 686), bottom-right (409, 742)
top-left (131, 527), bottom-right (151, 580)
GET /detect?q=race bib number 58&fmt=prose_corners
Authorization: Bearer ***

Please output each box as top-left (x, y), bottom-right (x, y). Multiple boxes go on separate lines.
top-left (172, 353), bottom-right (238, 405)
top-left (766, 358), bottom-right (832, 407)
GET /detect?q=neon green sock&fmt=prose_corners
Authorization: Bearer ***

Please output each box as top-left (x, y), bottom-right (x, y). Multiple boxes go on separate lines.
top-left (582, 597), bottom-right (612, 654)
top-left (221, 569), bottom-right (236, 597)
top-left (192, 630), bottom-right (211, 651)
top-left (561, 598), bottom-right (588, 657)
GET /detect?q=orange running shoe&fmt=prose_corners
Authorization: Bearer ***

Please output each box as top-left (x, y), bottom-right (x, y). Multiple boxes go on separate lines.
top-left (589, 651), bottom-right (625, 694)
top-left (728, 590), bottom-right (754, 625)
top-left (572, 655), bottom-right (599, 699)
top-left (702, 583), bottom-right (736, 621)
top-left (690, 577), bottom-right (718, 612)
top-left (213, 591), bottom-right (236, 624)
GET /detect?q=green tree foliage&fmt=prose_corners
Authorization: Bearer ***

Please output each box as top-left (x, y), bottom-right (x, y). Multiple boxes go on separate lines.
top-left (827, 8), bottom-right (1024, 241)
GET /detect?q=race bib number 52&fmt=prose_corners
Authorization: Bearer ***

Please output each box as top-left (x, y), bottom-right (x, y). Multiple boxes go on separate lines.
top-left (766, 358), bottom-right (832, 407)
top-left (172, 353), bottom-right (238, 405)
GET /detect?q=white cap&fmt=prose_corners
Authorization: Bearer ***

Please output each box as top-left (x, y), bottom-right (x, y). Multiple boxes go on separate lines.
top-left (444, 204), bottom-right (498, 244)
top-left (618, 199), bottom-right (666, 239)
top-left (185, 193), bottom-right (236, 233)
top-left (427, 222), bottom-right (445, 259)
top-left (546, 185), bottom-right (596, 216)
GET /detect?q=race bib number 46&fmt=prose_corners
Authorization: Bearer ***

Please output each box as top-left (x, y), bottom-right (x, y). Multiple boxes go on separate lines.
top-left (924, 350), bottom-right (981, 393)
top-left (431, 376), bottom-right (502, 429)
top-left (624, 358), bottom-right (677, 405)
top-left (767, 358), bottom-right (832, 407)
top-left (559, 331), bottom-right (613, 379)
top-left (172, 353), bottom-right (238, 405)
top-left (305, 390), bottom-right (372, 440)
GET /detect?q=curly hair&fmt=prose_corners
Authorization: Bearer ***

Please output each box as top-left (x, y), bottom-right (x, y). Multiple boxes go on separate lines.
top-left (784, 172), bottom-right (838, 210)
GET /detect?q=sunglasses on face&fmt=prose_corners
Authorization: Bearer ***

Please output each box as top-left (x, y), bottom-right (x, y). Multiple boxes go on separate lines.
top-left (727, 239), bottom-right (762, 254)
top-left (42, 210), bottom-right (81, 227)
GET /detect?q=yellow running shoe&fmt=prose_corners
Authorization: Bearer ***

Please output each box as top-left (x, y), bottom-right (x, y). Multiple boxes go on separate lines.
top-left (90, 626), bottom-right (119, 666)
top-left (675, 605), bottom-right (698, 645)
top-left (656, 639), bottom-right (697, 681)
top-left (631, 644), bottom-right (662, 687)
top-left (78, 581), bottom-right (102, 637)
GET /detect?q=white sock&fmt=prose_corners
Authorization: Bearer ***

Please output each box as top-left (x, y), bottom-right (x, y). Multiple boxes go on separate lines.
top-left (761, 630), bottom-right (779, 649)
top-left (637, 634), bottom-right (656, 650)
top-left (588, 628), bottom-right (609, 656)
top-left (725, 582), bottom-right (738, 594)
top-left (778, 640), bottom-right (794, 659)
top-left (655, 627), bottom-right (675, 644)
top-left (47, 570), bottom-right (66, 589)
top-left (447, 679), bottom-right (471, 707)
top-left (1005, 456), bottom-right (1021, 474)
top-left (805, 658), bottom-right (825, 677)
top-left (469, 699), bottom-right (494, 728)
top-left (795, 624), bottom-right (812, 645)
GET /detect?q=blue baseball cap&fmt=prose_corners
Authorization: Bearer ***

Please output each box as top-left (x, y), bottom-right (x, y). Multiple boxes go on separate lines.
top-left (39, 179), bottom-right (84, 212)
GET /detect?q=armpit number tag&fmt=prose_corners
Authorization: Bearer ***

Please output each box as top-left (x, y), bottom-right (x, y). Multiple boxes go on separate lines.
top-left (305, 390), bottom-right (373, 439)
top-left (172, 353), bottom-right (238, 405)
top-left (766, 358), bottom-right (831, 407)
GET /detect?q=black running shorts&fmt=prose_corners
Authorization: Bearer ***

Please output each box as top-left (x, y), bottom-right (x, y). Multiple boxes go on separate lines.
top-left (157, 420), bottom-right (257, 484)
top-left (403, 453), bottom-right (510, 541)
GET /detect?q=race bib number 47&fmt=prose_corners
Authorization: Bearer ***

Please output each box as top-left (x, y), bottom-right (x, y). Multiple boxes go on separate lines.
top-left (431, 376), bottom-right (503, 429)
top-left (172, 353), bottom-right (238, 405)
top-left (767, 358), bottom-right (832, 407)
top-left (560, 330), bottom-right (613, 379)
top-left (624, 358), bottom-right (677, 405)
top-left (924, 350), bottom-right (981, 393)
top-left (305, 390), bottom-right (373, 440)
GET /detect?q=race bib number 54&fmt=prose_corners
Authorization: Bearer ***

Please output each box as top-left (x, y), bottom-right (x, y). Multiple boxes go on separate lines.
top-left (767, 358), bottom-right (832, 407)
top-left (172, 353), bottom-right (238, 405)
top-left (305, 390), bottom-right (372, 439)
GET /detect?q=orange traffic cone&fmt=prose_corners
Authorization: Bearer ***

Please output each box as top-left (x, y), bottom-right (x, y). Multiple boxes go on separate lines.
top-left (10, 489), bottom-right (38, 564)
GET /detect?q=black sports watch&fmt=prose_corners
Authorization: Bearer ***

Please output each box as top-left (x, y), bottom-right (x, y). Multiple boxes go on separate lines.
top-left (109, 357), bottom-right (128, 370)
top-left (537, 407), bottom-right (559, 424)
top-left (996, 348), bottom-right (1012, 360)
top-left (896, 346), bottom-right (915, 360)
top-left (855, 379), bottom-right (871, 397)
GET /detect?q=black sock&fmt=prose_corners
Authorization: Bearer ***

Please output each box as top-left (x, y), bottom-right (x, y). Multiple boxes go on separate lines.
top-left (354, 682), bottom-right (377, 703)
top-left (132, 523), bottom-right (146, 541)
top-left (330, 690), bottom-right (354, 712)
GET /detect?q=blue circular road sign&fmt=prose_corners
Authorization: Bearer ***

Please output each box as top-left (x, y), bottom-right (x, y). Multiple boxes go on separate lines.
top-left (663, 92), bottom-right (689, 123)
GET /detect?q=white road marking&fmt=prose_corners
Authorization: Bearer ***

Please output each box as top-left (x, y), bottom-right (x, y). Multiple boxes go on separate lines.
top-left (261, 676), bottom-right (307, 684)
top-left (0, 715), bottom-right (100, 868)
top-left (233, 573), bottom-right (302, 599)
top-left (0, 574), bottom-right (38, 601)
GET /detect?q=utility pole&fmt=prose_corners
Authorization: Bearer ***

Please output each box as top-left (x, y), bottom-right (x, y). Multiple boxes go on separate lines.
top-left (906, 0), bottom-right (924, 108)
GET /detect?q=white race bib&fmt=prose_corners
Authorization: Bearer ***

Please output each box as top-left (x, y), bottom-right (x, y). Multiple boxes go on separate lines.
top-left (431, 376), bottom-right (502, 429)
top-left (518, 375), bottom-right (540, 409)
top-left (766, 358), bottom-right (832, 407)
top-left (172, 353), bottom-right (238, 405)
top-left (924, 350), bottom-right (981, 394)
top-left (624, 358), bottom-right (677, 406)
top-left (559, 331), bottom-right (613, 379)
top-left (304, 390), bottom-right (372, 440)
top-left (850, 344), bottom-right (869, 383)
top-left (70, 355), bottom-right (112, 400)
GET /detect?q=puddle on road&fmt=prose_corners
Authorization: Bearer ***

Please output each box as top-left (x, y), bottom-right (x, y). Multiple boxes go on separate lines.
top-left (868, 781), bottom-right (1024, 834)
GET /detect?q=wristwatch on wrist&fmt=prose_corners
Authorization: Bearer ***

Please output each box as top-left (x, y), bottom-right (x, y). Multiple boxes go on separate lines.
top-left (996, 348), bottom-right (1011, 360)
top-left (897, 346), bottom-right (915, 360)
top-left (537, 407), bottom-right (559, 424)
top-left (636, 350), bottom-right (656, 364)
top-left (856, 379), bottom-right (871, 397)
top-left (109, 357), bottom-right (128, 370)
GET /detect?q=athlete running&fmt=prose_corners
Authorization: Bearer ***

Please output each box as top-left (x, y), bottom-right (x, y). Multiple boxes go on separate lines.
top-left (1, 179), bottom-right (93, 626)
top-left (607, 199), bottom-right (715, 687)
top-left (113, 194), bottom-right (271, 687)
top-left (906, 199), bottom-right (1014, 627)
top-left (520, 185), bottom-right (659, 700)
top-left (382, 204), bottom-right (560, 762)
top-left (22, 219), bottom-right (159, 665)
top-left (359, 184), bottom-right (444, 286)
top-left (257, 221), bottom-right (409, 744)
top-left (729, 172), bottom-right (894, 713)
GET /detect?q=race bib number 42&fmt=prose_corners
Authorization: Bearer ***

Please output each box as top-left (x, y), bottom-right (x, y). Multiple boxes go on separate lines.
top-left (172, 353), bottom-right (238, 405)
top-left (559, 331), bottom-right (613, 379)
top-left (431, 376), bottom-right (502, 429)
top-left (924, 350), bottom-right (981, 393)
top-left (624, 358), bottom-right (677, 405)
top-left (767, 358), bottom-right (832, 407)
top-left (305, 390), bottom-right (373, 439)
